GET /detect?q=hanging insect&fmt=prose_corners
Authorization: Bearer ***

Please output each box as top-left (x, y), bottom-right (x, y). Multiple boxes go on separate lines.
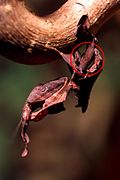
top-left (18, 14), bottom-right (104, 157)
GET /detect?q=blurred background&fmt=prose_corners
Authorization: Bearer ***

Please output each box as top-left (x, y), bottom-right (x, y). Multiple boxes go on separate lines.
top-left (0, 1), bottom-right (120, 180)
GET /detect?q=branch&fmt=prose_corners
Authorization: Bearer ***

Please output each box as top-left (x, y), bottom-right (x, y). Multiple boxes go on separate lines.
top-left (0, 0), bottom-right (119, 64)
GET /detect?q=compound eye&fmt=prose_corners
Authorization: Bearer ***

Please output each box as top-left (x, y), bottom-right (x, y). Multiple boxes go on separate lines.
top-left (41, 86), bottom-right (48, 93)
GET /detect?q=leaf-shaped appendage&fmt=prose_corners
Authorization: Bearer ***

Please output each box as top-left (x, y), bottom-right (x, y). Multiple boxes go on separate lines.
top-left (20, 77), bottom-right (78, 157)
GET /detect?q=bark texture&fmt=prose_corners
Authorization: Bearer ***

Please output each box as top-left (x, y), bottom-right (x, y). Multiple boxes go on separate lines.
top-left (0, 0), bottom-right (120, 64)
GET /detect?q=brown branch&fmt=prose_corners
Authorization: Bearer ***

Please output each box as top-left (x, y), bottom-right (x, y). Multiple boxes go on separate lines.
top-left (0, 0), bottom-right (120, 64)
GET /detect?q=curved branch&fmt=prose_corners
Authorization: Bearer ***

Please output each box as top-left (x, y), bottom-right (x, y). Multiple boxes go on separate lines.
top-left (0, 0), bottom-right (120, 64)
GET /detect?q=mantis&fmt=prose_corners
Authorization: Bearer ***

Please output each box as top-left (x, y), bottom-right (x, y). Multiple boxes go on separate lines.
top-left (18, 15), bottom-right (104, 157)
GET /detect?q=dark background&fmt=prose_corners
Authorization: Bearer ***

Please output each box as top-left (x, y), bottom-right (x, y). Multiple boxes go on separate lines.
top-left (0, 1), bottom-right (120, 180)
